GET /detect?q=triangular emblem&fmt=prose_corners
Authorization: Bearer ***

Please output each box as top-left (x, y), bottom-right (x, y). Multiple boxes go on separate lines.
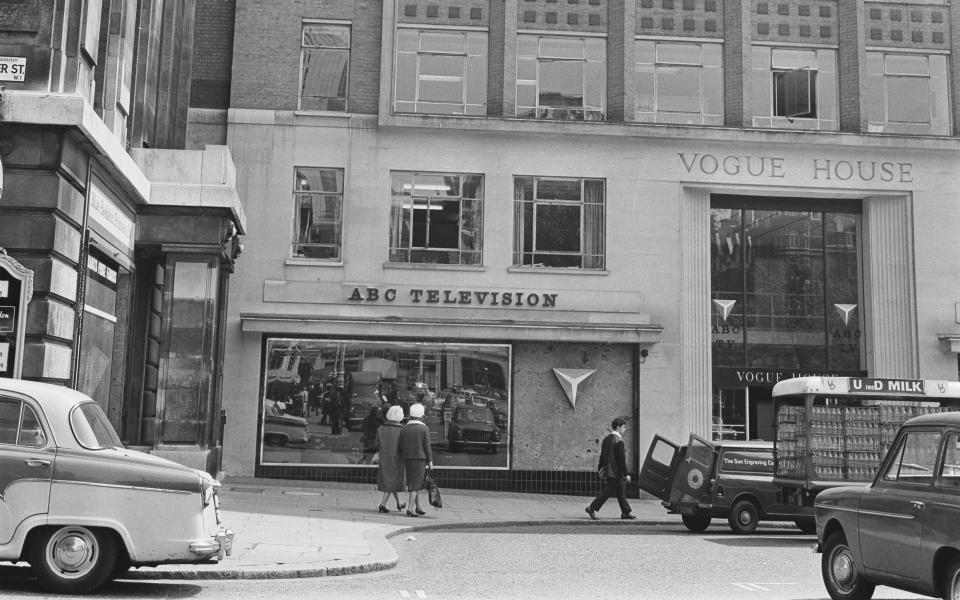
top-left (834, 303), bottom-right (857, 326)
top-left (712, 299), bottom-right (737, 322)
top-left (552, 368), bottom-right (596, 409)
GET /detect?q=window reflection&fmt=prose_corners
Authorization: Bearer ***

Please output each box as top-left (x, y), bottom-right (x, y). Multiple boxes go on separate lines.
top-left (260, 339), bottom-right (510, 469)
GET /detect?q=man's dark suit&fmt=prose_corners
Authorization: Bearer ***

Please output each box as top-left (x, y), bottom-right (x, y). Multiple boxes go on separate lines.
top-left (588, 432), bottom-right (632, 515)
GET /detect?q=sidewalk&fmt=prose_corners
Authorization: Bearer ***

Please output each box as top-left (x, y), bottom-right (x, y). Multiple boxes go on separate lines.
top-left (127, 477), bottom-right (672, 580)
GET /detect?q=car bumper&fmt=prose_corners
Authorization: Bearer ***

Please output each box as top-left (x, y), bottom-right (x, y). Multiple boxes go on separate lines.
top-left (189, 528), bottom-right (234, 560)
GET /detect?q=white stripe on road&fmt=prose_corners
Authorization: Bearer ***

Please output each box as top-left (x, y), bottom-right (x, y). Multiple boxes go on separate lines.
top-left (398, 591), bottom-right (427, 598)
top-left (732, 583), bottom-right (798, 592)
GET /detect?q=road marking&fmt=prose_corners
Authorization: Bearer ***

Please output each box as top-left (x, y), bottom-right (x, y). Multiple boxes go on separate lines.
top-left (398, 591), bottom-right (427, 598)
top-left (732, 583), bottom-right (798, 592)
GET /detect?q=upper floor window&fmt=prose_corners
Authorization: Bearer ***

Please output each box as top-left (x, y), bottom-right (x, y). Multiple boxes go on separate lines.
top-left (517, 34), bottom-right (605, 121)
top-left (293, 168), bottom-right (344, 260)
top-left (300, 22), bottom-right (350, 111)
top-left (636, 40), bottom-right (723, 125)
top-left (389, 172), bottom-right (483, 265)
top-left (394, 28), bottom-right (488, 116)
top-left (750, 46), bottom-right (837, 131)
top-left (865, 51), bottom-right (950, 135)
top-left (513, 176), bottom-right (605, 269)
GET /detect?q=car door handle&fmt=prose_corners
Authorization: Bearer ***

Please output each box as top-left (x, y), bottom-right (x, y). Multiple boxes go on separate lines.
top-left (911, 501), bottom-right (925, 510)
top-left (24, 459), bottom-right (51, 467)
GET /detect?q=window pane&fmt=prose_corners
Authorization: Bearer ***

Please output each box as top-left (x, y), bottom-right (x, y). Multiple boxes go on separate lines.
top-left (397, 28), bottom-right (418, 52)
top-left (419, 79), bottom-right (464, 103)
top-left (18, 405), bottom-right (45, 446)
top-left (395, 53), bottom-right (417, 102)
top-left (536, 204), bottom-right (581, 252)
top-left (0, 400), bottom-right (18, 444)
top-left (540, 37), bottom-right (583, 59)
top-left (303, 24), bottom-right (350, 48)
top-left (420, 31), bottom-right (465, 54)
top-left (420, 54), bottom-right (464, 77)
top-left (886, 54), bottom-right (928, 75)
top-left (539, 61), bottom-right (584, 108)
top-left (518, 34), bottom-right (537, 58)
top-left (537, 178), bottom-right (581, 201)
top-left (703, 65), bottom-right (723, 116)
top-left (772, 48), bottom-right (816, 70)
top-left (658, 65), bottom-right (701, 112)
top-left (883, 432), bottom-right (940, 484)
top-left (637, 40), bottom-right (655, 64)
top-left (888, 77), bottom-right (930, 122)
top-left (636, 65), bottom-right (655, 112)
top-left (296, 168), bottom-right (342, 192)
top-left (301, 48), bottom-right (348, 99)
top-left (658, 43), bottom-right (701, 65)
top-left (428, 199), bottom-right (461, 249)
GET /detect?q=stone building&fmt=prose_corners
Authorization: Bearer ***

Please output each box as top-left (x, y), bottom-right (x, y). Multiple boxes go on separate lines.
top-left (0, 0), bottom-right (245, 474)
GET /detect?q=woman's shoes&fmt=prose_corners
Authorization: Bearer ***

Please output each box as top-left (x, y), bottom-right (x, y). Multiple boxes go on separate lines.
top-left (397, 502), bottom-right (406, 511)
top-left (415, 507), bottom-right (426, 516)
top-left (406, 509), bottom-right (419, 517)
top-left (378, 505), bottom-right (389, 513)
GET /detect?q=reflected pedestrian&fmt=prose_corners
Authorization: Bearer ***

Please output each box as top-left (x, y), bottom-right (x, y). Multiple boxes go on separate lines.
top-left (586, 417), bottom-right (635, 520)
top-left (376, 405), bottom-right (407, 512)
top-left (360, 406), bottom-right (383, 464)
top-left (398, 403), bottom-right (432, 517)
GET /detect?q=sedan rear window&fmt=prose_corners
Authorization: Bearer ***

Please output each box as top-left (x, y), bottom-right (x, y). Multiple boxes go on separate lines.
top-left (70, 402), bottom-right (122, 449)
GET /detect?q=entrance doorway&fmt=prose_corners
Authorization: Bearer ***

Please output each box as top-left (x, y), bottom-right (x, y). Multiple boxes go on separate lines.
top-left (712, 386), bottom-right (773, 441)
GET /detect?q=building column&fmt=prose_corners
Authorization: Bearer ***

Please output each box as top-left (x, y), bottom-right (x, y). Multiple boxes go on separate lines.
top-left (837, 0), bottom-right (866, 132)
top-left (681, 187), bottom-right (712, 438)
top-left (607, 0), bottom-right (636, 122)
top-left (723, 0), bottom-right (752, 128)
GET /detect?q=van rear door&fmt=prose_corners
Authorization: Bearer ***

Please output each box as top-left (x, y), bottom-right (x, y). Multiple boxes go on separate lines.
top-left (638, 435), bottom-right (681, 501)
top-left (669, 434), bottom-right (716, 506)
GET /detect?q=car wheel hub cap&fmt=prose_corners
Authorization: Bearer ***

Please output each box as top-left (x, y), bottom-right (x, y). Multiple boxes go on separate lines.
top-left (738, 511), bottom-right (751, 525)
top-left (832, 551), bottom-right (854, 587)
top-left (50, 529), bottom-right (97, 577)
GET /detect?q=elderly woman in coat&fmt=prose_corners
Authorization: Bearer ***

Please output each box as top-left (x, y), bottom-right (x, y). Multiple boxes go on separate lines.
top-left (376, 405), bottom-right (406, 512)
top-left (399, 403), bottom-right (433, 516)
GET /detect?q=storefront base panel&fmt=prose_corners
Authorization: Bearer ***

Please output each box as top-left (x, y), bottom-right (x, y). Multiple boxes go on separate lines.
top-left (253, 466), bottom-right (641, 497)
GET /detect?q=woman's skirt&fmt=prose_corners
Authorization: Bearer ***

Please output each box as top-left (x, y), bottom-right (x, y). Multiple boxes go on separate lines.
top-left (403, 459), bottom-right (427, 490)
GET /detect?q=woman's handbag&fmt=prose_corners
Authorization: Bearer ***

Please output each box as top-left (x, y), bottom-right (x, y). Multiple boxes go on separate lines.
top-left (423, 468), bottom-right (443, 508)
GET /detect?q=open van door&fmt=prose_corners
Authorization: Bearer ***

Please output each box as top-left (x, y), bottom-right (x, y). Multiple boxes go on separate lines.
top-left (638, 435), bottom-right (681, 501)
top-left (668, 434), bottom-right (716, 505)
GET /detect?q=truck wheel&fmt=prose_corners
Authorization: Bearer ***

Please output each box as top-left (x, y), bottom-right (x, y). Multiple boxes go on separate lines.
top-left (28, 525), bottom-right (118, 594)
top-left (821, 531), bottom-right (875, 600)
top-left (795, 518), bottom-right (817, 535)
top-left (681, 513), bottom-right (711, 532)
top-left (728, 499), bottom-right (760, 534)
top-left (942, 556), bottom-right (960, 600)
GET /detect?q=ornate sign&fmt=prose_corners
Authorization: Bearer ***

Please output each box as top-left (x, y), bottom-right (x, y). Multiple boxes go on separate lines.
top-left (0, 246), bottom-right (33, 378)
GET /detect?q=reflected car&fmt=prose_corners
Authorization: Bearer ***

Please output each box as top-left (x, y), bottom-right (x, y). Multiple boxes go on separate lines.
top-left (448, 405), bottom-right (502, 453)
top-left (0, 378), bottom-right (232, 594)
top-left (263, 399), bottom-right (309, 446)
top-left (815, 412), bottom-right (960, 600)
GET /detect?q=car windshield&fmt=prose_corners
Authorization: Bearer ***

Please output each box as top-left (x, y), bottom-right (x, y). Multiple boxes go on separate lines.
top-left (70, 402), bottom-right (122, 449)
top-left (456, 408), bottom-right (493, 423)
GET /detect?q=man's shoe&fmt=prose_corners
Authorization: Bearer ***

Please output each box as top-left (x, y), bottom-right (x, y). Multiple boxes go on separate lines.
top-left (585, 507), bottom-right (598, 520)
top-left (620, 513), bottom-right (637, 520)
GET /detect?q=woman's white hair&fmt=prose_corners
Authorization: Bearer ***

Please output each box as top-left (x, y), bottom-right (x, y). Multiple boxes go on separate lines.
top-left (409, 403), bottom-right (425, 418)
top-left (385, 405), bottom-right (404, 422)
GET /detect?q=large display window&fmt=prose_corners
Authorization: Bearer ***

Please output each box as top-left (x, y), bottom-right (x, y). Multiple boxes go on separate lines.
top-left (260, 338), bottom-right (510, 469)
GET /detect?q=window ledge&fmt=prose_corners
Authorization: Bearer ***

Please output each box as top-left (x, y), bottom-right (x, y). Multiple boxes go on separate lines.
top-left (382, 262), bottom-right (486, 272)
top-left (293, 110), bottom-right (351, 118)
top-left (507, 266), bottom-right (609, 275)
top-left (286, 258), bottom-right (344, 267)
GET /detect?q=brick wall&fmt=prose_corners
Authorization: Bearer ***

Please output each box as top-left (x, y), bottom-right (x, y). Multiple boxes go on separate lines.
top-left (191, 0), bottom-right (235, 109)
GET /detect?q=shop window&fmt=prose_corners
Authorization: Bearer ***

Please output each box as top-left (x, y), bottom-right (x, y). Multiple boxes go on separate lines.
top-left (300, 22), bottom-right (350, 111)
top-left (513, 176), bottom-right (605, 269)
top-left (865, 51), bottom-right (951, 135)
top-left (260, 338), bottom-right (511, 470)
top-left (394, 28), bottom-right (488, 115)
top-left (293, 167), bottom-right (344, 260)
top-left (635, 40), bottom-right (723, 125)
top-left (750, 46), bottom-right (838, 130)
top-left (516, 34), bottom-right (606, 121)
top-left (389, 171), bottom-right (483, 265)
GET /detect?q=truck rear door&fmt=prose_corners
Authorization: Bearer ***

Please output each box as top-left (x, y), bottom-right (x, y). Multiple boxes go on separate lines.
top-left (669, 434), bottom-right (716, 505)
top-left (638, 435), bottom-right (681, 501)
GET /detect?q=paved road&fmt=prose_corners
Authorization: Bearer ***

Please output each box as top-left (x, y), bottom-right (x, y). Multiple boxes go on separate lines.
top-left (0, 523), bottom-right (929, 600)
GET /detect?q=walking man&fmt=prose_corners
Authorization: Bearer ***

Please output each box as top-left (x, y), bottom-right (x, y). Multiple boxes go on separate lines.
top-left (586, 417), bottom-right (635, 520)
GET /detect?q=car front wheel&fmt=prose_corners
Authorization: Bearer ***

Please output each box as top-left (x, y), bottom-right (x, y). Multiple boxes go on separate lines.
top-left (821, 531), bottom-right (875, 600)
top-left (29, 525), bottom-right (119, 594)
top-left (728, 499), bottom-right (760, 534)
top-left (943, 556), bottom-right (960, 600)
top-left (681, 513), bottom-right (712, 532)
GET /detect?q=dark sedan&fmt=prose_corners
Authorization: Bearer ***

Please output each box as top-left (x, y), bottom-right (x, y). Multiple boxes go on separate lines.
top-left (815, 412), bottom-right (960, 600)
top-left (448, 405), bottom-right (502, 453)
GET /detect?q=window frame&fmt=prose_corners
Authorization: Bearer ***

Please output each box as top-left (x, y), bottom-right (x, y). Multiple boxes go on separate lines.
top-left (865, 50), bottom-right (951, 135)
top-left (0, 398), bottom-right (47, 448)
top-left (750, 45), bottom-right (838, 131)
top-left (292, 167), bottom-right (345, 261)
top-left (388, 171), bottom-right (484, 266)
top-left (393, 26), bottom-right (488, 116)
top-left (512, 175), bottom-right (606, 270)
top-left (635, 39), bottom-right (724, 125)
top-left (516, 33), bottom-right (606, 121)
top-left (299, 21), bottom-right (351, 112)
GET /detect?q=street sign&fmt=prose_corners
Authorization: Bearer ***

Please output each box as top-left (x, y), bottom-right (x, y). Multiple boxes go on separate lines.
top-left (0, 56), bottom-right (25, 82)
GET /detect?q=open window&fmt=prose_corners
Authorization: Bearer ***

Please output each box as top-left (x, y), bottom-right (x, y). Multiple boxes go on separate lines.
top-left (775, 67), bottom-right (816, 118)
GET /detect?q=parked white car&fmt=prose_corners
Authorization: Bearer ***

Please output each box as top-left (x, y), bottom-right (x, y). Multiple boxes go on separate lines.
top-left (0, 378), bottom-right (232, 593)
